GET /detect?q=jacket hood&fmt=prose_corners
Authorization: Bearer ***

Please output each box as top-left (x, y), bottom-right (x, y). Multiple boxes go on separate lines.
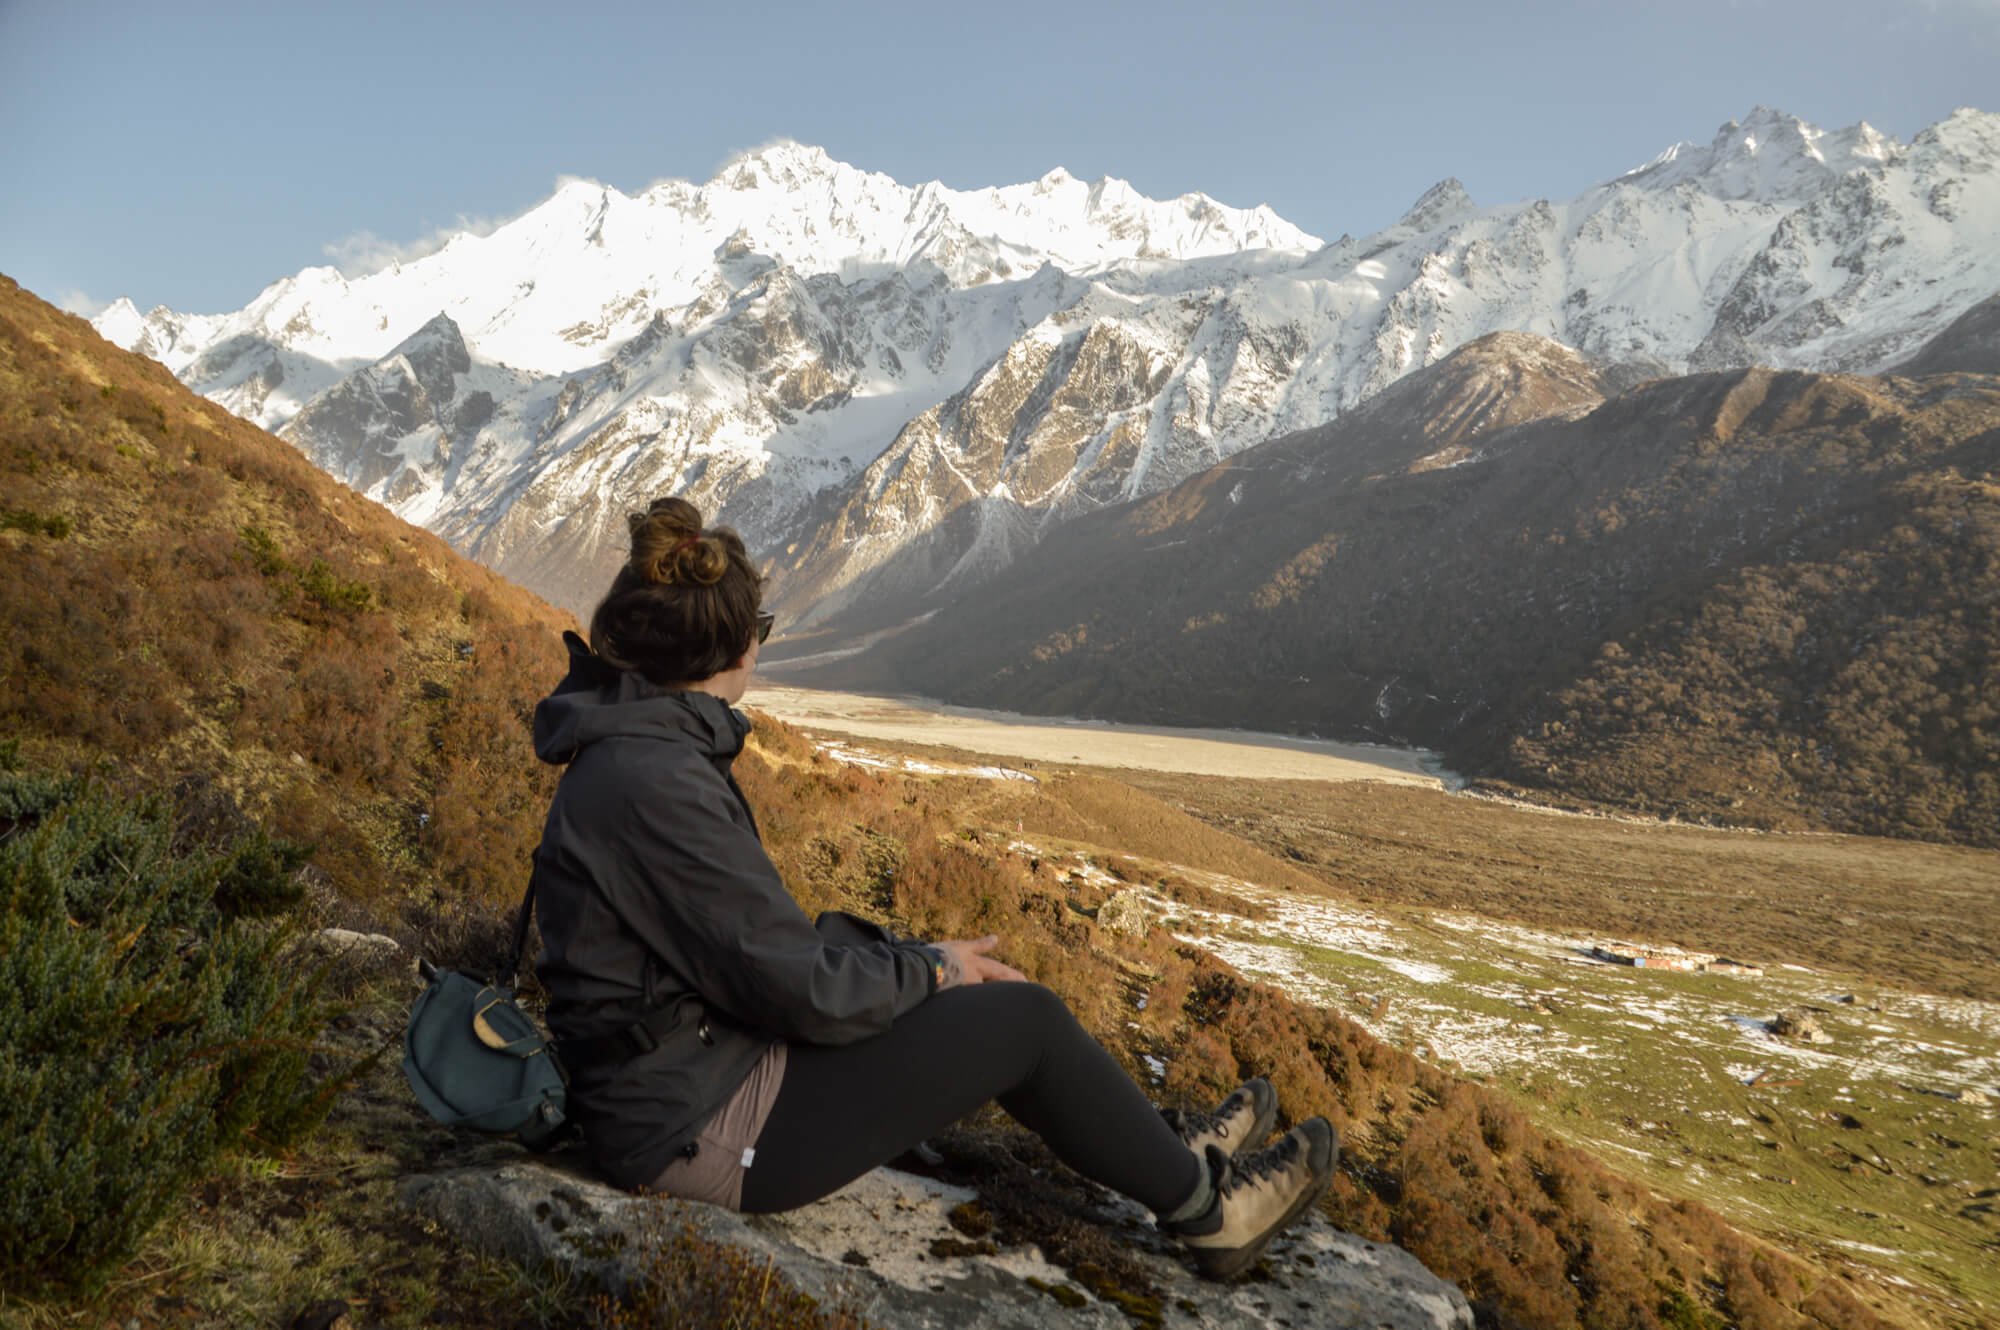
top-left (533, 631), bottom-right (751, 765)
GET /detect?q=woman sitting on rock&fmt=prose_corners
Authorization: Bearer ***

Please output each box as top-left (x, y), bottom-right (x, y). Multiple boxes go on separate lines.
top-left (528, 496), bottom-right (1336, 1279)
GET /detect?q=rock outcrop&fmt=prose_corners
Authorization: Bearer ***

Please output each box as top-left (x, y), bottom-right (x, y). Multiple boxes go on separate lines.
top-left (1771, 1007), bottom-right (1833, 1045)
top-left (1095, 890), bottom-right (1156, 939)
top-left (399, 1156), bottom-right (1473, 1329)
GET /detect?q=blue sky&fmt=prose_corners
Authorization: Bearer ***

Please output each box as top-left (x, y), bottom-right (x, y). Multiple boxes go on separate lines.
top-left (3, 0), bottom-right (1994, 317)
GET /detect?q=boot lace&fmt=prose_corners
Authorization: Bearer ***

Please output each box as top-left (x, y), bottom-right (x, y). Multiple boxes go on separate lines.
top-left (1218, 1131), bottom-right (1300, 1195)
top-left (1162, 1103), bottom-right (1232, 1145)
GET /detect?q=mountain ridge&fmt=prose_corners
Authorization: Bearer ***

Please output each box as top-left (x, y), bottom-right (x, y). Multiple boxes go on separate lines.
top-left (91, 108), bottom-right (2000, 622)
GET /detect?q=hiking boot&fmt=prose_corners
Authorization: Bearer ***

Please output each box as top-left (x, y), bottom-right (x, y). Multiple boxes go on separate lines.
top-left (1163, 1117), bottom-right (1338, 1281)
top-left (1162, 1077), bottom-right (1278, 1161)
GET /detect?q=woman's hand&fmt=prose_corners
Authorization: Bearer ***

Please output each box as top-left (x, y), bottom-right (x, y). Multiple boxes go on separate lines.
top-left (938, 935), bottom-right (1027, 986)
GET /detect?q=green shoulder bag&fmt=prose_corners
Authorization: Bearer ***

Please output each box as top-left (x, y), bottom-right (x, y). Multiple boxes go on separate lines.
top-left (401, 874), bottom-right (571, 1151)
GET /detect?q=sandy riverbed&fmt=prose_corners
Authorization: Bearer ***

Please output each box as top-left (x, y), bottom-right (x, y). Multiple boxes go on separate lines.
top-left (745, 684), bottom-right (1449, 787)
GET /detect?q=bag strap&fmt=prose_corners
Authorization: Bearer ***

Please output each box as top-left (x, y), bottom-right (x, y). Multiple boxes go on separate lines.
top-left (558, 993), bottom-right (706, 1071)
top-left (502, 867), bottom-right (538, 989)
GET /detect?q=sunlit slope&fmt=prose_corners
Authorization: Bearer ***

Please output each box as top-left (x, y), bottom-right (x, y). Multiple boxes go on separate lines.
top-left (733, 727), bottom-right (1934, 1330)
top-left (0, 274), bottom-right (574, 918)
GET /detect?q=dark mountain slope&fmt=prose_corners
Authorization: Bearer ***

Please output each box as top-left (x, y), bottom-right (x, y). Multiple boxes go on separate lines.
top-left (1896, 290), bottom-right (2000, 377)
top-left (1491, 461), bottom-right (1999, 839)
top-left (0, 275), bottom-right (574, 925)
top-left (803, 336), bottom-right (2000, 845)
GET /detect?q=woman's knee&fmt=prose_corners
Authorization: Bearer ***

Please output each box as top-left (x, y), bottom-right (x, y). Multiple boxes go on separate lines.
top-left (933, 979), bottom-right (1071, 1027)
top-left (982, 980), bottom-right (1076, 1034)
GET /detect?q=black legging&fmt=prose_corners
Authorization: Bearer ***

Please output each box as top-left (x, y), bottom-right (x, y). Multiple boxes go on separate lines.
top-left (740, 982), bottom-right (1203, 1216)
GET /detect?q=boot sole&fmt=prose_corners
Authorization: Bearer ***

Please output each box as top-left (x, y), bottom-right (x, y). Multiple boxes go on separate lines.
top-left (1191, 1124), bottom-right (1338, 1282)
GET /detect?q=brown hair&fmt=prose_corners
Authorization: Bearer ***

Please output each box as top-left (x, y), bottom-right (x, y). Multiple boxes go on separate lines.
top-left (588, 497), bottom-right (764, 686)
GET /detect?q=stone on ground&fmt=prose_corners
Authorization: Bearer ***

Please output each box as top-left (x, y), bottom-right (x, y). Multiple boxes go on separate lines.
top-left (399, 1155), bottom-right (1472, 1329)
top-left (1095, 890), bottom-right (1155, 938)
top-left (1770, 1007), bottom-right (1832, 1044)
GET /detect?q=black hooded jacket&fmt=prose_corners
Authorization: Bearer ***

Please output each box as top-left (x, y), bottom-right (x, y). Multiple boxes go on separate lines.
top-left (530, 632), bottom-right (939, 1190)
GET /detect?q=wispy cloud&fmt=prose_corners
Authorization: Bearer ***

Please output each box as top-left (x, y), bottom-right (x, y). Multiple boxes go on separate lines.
top-left (321, 176), bottom-right (624, 278)
top-left (57, 289), bottom-right (108, 318)
top-left (321, 213), bottom-right (505, 278)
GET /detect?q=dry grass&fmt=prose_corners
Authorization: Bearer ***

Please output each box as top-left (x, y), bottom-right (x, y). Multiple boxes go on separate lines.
top-left (770, 720), bottom-right (1998, 1003)
top-left (1110, 774), bottom-right (2000, 1003)
top-left (736, 725), bottom-right (1931, 1330)
top-left (0, 274), bottom-right (575, 944)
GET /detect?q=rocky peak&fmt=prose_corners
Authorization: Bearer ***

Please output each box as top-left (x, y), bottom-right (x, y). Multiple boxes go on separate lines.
top-left (385, 312), bottom-right (471, 406)
top-left (92, 295), bottom-right (144, 336)
top-left (392, 312), bottom-right (471, 369)
top-left (1238, 331), bottom-right (1619, 483)
top-left (1397, 178), bottom-right (1478, 234)
top-left (276, 307), bottom-right (488, 499)
top-left (1084, 173), bottom-right (1141, 214)
top-left (1624, 105), bottom-right (1898, 202)
top-left (91, 297), bottom-right (186, 363)
top-left (1911, 106), bottom-right (2000, 169)
top-left (1366, 330), bottom-right (1611, 445)
top-left (722, 139), bottom-right (842, 191)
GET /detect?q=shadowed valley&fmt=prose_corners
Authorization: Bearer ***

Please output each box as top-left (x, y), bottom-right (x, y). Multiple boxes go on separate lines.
top-left (774, 323), bottom-right (2000, 848)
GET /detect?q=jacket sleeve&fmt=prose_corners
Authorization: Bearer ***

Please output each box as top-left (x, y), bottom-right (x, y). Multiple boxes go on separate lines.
top-left (817, 910), bottom-right (959, 991)
top-left (601, 759), bottom-right (937, 1045)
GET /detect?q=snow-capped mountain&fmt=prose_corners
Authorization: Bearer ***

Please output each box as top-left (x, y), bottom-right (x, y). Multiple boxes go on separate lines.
top-left (94, 142), bottom-right (1311, 430)
top-left (94, 109), bottom-right (2000, 619)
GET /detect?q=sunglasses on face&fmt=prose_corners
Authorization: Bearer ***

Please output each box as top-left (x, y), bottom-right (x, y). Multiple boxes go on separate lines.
top-left (756, 611), bottom-right (776, 645)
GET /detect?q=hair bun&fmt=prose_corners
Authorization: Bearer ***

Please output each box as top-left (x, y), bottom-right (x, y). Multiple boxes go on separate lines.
top-left (628, 497), bottom-right (731, 586)
top-left (592, 494), bottom-right (767, 685)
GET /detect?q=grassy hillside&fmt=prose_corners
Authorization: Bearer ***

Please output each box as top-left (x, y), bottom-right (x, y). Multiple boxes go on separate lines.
top-left (0, 274), bottom-right (573, 948)
top-left (1111, 771), bottom-right (2000, 1004)
top-left (732, 729), bottom-right (1925, 1330)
